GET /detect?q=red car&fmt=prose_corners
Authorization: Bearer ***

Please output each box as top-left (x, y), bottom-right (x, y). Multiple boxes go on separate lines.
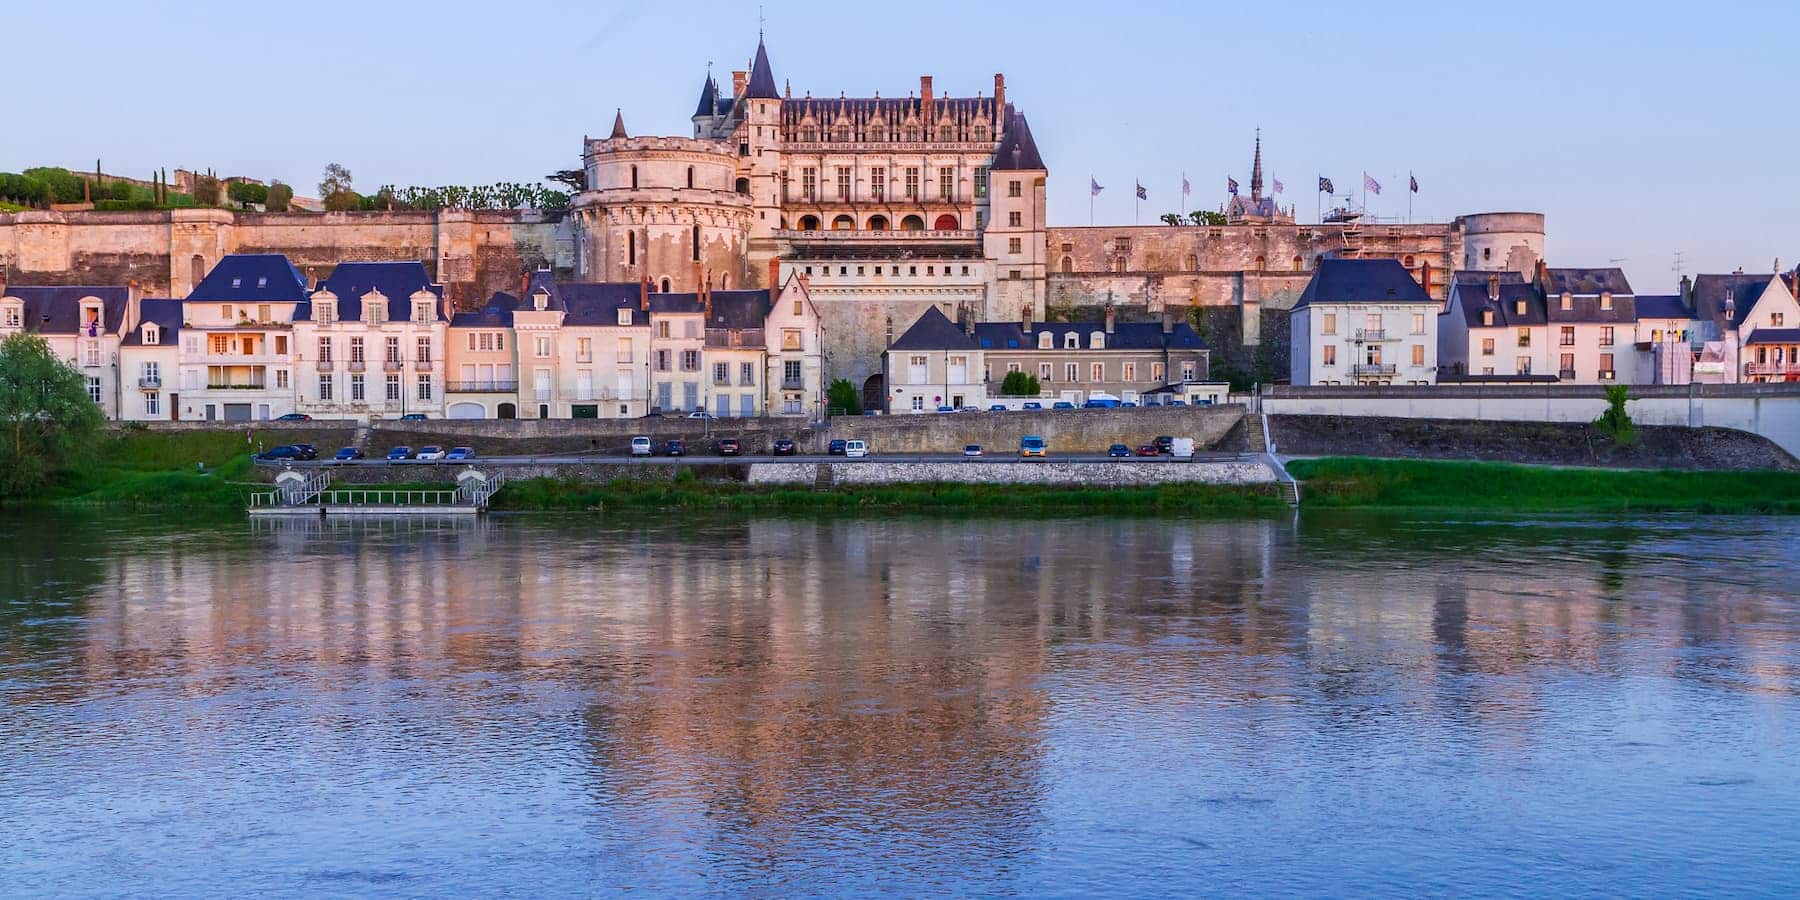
top-left (1135, 445), bottom-right (1160, 457)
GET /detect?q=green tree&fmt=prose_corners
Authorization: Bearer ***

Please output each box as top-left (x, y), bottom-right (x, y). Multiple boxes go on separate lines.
top-left (228, 181), bottom-right (269, 207)
top-left (192, 172), bottom-right (222, 206)
top-left (108, 180), bottom-right (135, 201)
top-left (320, 163), bottom-right (361, 211)
top-left (1594, 385), bottom-right (1638, 447)
top-left (1188, 210), bottom-right (1227, 226)
top-left (547, 169), bottom-right (586, 193)
top-left (266, 181), bottom-right (293, 212)
top-left (999, 370), bottom-right (1042, 396)
top-left (826, 378), bottom-right (862, 416)
top-left (1159, 213), bottom-right (1184, 226)
top-left (0, 333), bottom-right (104, 499)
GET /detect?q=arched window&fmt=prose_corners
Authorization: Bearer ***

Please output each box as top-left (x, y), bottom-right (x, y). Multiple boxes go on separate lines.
top-left (933, 213), bottom-right (958, 231)
top-left (1293, 255), bottom-right (1304, 271)
top-left (832, 215), bottom-right (855, 230)
top-left (686, 167), bottom-right (694, 189)
top-left (867, 215), bottom-right (889, 231)
top-left (692, 225), bottom-right (701, 261)
top-left (627, 231), bottom-right (636, 266)
top-left (1185, 254), bottom-right (1198, 272)
top-left (1061, 256), bottom-right (1073, 274)
top-left (1090, 331), bottom-right (1106, 350)
top-left (660, 277), bottom-right (671, 293)
top-left (735, 177), bottom-right (750, 194)
top-left (798, 215), bottom-right (820, 231)
top-left (1254, 255), bottom-right (1266, 272)
top-left (630, 165), bottom-right (638, 190)
top-left (1038, 332), bottom-right (1053, 350)
top-left (900, 215), bottom-right (924, 231)
top-left (1403, 255), bottom-right (1416, 268)
top-left (721, 273), bottom-right (730, 289)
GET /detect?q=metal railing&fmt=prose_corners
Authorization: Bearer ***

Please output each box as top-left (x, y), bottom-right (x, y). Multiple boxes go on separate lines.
top-left (383, 358), bottom-right (404, 371)
top-left (1559, 368), bottom-right (1577, 379)
top-left (137, 375), bottom-right (162, 388)
top-left (455, 472), bottom-right (507, 507)
top-left (781, 378), bottom-right (805, 391)
top-left (447, 380), bottom-right (519, 392)
top-left (317, 488), bottom-right (463, 507)
top-left (1353, 328), bottom-right (1386, 341)
top-left (1745, 362), bottom-right (1800, 376)
top-left (1350, 363), bottom-right (1397, 376)
top-left (773, 228), bottom-right (980, 243)
top-left (249, 471), bottom-right (332, 507)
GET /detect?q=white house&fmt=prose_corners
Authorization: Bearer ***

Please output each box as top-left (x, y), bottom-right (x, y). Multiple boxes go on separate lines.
top-left (1290, 258), bottom-right (1437, 386)
top-left (293, 262), bottom-right (449, 422)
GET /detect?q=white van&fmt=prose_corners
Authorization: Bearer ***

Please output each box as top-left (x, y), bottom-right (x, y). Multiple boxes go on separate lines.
top-left (1170, 437), bottom-right (1196, 459)
top-left (630, 436), bottom-right (653, 456)
top-left (844, 440), bottom-right (869, 458)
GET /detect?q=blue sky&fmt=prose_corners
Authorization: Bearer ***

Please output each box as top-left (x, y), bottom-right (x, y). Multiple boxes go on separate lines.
top-left (8, 0), bottom-right (1796, 291)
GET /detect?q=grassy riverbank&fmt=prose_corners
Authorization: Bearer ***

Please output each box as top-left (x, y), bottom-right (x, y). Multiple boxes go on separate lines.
top-left (35, 431), bottom-right (265, 508)
top-left (1288, 457), bottom-right (1800, 514)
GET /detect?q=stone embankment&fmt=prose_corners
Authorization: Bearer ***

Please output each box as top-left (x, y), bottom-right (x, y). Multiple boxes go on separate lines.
top-left (1270, 415), bottom-right (1798, 471)
top-left (749, 460), bottom-right (1275, 486)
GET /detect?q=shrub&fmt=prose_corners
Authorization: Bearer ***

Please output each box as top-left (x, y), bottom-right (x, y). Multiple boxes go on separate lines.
top-left (1594, 385), bottom-right (1637, 447)
top-left (108, 181), bottom-right (136, 201)
top-left (826, 378), bottom-right (862, 416)
top-left (266, 182), bottom-right (293, 212)
top-left (999, 370), bottom-right (1041, 396)
top-left (228, 181), bottom-right (269, 206)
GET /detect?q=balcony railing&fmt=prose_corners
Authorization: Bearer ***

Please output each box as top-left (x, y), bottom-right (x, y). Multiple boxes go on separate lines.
top-left (1559, 368), bottom-right (1577, 379)
top-left (347, 360), bottom-right (366, 372)
top-left (206, 382), bottom-right (268, 390)
top-left (1745, 362), bottom-right (1800, 377)
top-left (137, 376), bottom-right (162, 389)
top-left (1350, 363), bottom-right (1397, 376)
top-left (447, 380), bottom-right (518, 392)
top-left (774, 229), bottom-right (980, 244)
top-left (317, 360), bottom-right (333, 372)
top-left (415, 359), bottom-right (432, 372)
top-left (706, 328), bottom-right (766, 349)
top-left (781, 378), bottom-right (805, 391)
top-left (1352, 328), bottom-right (1387, 341)
top-left (384, 358), bottom-right (404, 372)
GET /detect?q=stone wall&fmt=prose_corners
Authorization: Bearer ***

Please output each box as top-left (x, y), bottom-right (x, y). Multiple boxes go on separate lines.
top-left (823, 405), bottom-right (1243, 454)
top-left (748, 459), bottom-right (1275, 485)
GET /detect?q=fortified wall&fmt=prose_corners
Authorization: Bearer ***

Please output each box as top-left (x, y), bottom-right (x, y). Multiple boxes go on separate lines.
top-left (0, 208), bottom-right (575, 305)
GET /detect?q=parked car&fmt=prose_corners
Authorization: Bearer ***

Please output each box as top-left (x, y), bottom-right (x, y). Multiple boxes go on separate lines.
top-left (1107, 443), bottom-right (1131, 458)
top-left (988, 403), bottom-right (1008, 412)
top-left (630, 436), bottom-right (653, 456)
top-left (1168, 399), bottom-right (1188, 407)
top-left (1021, 401), bottom-right (1043, 411)
top-left (936, 405), bottom-right (955, 413)
top-left (1052, 401), bottom-right (1076, 410)
top-left (1136, 445), bottom-right (1161, 457)
top-left (1170, 437), bottom-right (1196, 459)
top-left (275, 413), bottom-right (311, 421)
top-left (294, 444), bottom-right (318, 460)
top-left (686, 410), bottom-right (713, 420)
top-left (828, 439), bottom-right (848, 456)
top-left (772, 438), bottom-right (797, 456)
top-left (717, 438), bottom-right (742, 457)
top-left (1154, 435), bottom-right (1175, 454)
top-left (399, 412), bottom-right (428, 421)
top-left (843, 440), bottom-right (869, 458)
top-left (1019, 435), bottom-right (1048, 458)
top-left (416, 446), bottom-right (446, 461)
top-left (665, 439), bottom-right (687, 457)
top-left (445, 447), bottom-right (474, 461)
top-left (386, 446), bottom-right (414, 461)
top-left (1083, 397), bottom-right (1121, 409)
top-left (333, 447), bottom-right (365, 462)
top-left (255, 445), bottom-right (310, 462)
top-left (963, 444), bottom-right (983, 457)
top-left (1121, 401), bottom-right (1138, 408)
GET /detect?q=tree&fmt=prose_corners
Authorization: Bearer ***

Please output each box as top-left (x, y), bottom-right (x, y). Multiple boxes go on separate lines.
top-left (266, 181), bottom-right (293, 212)
top-left (0, 333), bottom-right (104, 499)
top-left (228, 182), bottom-right (269, 207)
top-left (826, 378), bottom-right (862, 416)
top-left (1159, 213), bottom-right (1184, 226)
top-left (192, 170), bottom-right (222, 206)
top-left (1188, 210), bottom-right (1227, 226)
top-left (1594, 385), bottom-right (1638, 447)
top-left (319, 163), bottom-right (360, 211)
top-left (999, 370), bottom-right (1042, 396)
top-left (547, 169), bottom-right (587, 193)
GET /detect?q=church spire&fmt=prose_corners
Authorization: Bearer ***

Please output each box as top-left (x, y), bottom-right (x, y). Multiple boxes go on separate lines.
top-left (1249, 128), bottom-right (1263, 201)
top-left (610, 109), bottom-right (628, 139)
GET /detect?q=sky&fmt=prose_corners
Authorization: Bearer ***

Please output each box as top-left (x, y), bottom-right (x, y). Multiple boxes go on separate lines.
top-left (7, 0), bottom-right (1797, 292)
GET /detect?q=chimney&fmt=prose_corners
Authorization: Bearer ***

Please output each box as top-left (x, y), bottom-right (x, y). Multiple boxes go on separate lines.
top-left (125, 279), bottom-right (142, 331)
top-left (1021, 302), bottom-right (1033, 333)
top-left (768, 257), bottom-right (781, 291)
top-left (732, 70), bottom-right (747, 97)
top-left (1419, 259), bottom-right (1432, 298)
top-left (1104, 303), bottom-right (1116, 334)
top-left (1161, 308), bottom-right (1175, 335)
top-left (639, 276), bottom-right (649, 311)
top-left (0, 266), bottom-right (8, 299)
top-left (520, 272), bottom-right (528, 299)
top-left (1487, 273), bottom-right (1500, 302)
top-left (1680, 274), bottom-right (1692, 302)
top-left (920, 75), bottom-right (934, 121)
top-left (1535, 259), bottom-right (1549, 288)
top-left (993, 74), bottom-right (1006, 116)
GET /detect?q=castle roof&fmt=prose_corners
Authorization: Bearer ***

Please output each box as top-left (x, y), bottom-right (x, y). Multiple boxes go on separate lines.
top-left (609, 110), bottom-right (628, 139)
top-left (745, 38), bottom-right (779, 100)
top-left (1293, 259), bottom-right (1432, 310)
top-left (991, 107), bottom-right (1045, 171)
top-left (693, 74), bottom-right (719, 118)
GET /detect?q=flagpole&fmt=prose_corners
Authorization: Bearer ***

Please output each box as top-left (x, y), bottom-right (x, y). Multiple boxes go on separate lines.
top-left (1133, 176), bottom-right (1139, 225)
top-left (1407, 171), bottom-right (1413, 224)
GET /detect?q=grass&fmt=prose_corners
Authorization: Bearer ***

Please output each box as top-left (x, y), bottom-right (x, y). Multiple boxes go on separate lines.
top-left (1288, 456), bottom-right (1800, 515)
top-left (31, 430), bottom-right (269, 509)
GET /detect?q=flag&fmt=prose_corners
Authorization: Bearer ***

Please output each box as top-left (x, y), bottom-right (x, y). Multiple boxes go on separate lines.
top-left (1364, 173), bottom-right (1382, 195)
top-left (1227, 177), bottom-right (1239, 195)
top-left (1135, 182), bottom-right (1147, 200)
top-left (1409, 174), bottom-right (1419, 193)
top-left (1273, 178), bottom-right (1285, 194)
top-left (1090, 177), bottom-right (1104, 197)
top-left (1318, 176), bottom-right (1334, 194)
top-left (1181, 174), bottom-right (1191, 198)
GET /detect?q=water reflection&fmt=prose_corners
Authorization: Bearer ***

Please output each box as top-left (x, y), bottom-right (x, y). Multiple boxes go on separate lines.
top-left (1, 512), bottom-right (1797, 895)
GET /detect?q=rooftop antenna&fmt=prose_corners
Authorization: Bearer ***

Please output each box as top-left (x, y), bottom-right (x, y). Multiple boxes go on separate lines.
top-left (1607, 257), bottom-right (1629, 265)
top-left (1671, 250), bottom-right (1686, 279)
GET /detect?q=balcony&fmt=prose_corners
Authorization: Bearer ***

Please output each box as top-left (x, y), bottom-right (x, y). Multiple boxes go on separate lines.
top-left (317, 360), bottom-right (334, 372)
top-left (415, 359), bottom-right (433, 372)
top-left (1350, 363), bottom-right (1397, 376)
top-left (781, 378), bottom-right (806, 391)
top-left (206, 381), bottom-right (268, 390)
top-left (706, 328), bottom-right (766, 349)
top-left (137, 375), bottom-right (162, 389)
top-left (447, 380), bottom-right (518, 393)
top-left (383, 358), bottom-right (404, 372)
top-left (347, 360), bottom-right (367, 372)
top-left (1352, 329), bottom-right (1389, 342)
top-left (1745, 363), bottom-right (1800, 377)
top-left (775, 228), bottom-right (980, 246)
top-left (1559, 368), bottom-right (1576, 379)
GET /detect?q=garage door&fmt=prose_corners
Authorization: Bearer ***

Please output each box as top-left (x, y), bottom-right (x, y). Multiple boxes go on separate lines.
top-left (447, 402), bottom-right (487, 419)
top-left (223, 403), bottom-right (253, 422)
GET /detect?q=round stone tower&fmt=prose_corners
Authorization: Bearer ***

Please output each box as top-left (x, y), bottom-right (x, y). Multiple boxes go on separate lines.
top-left (1455, 212), bottom-right (1545, 277)
top-left (572, 115), bottom-right (752, 291)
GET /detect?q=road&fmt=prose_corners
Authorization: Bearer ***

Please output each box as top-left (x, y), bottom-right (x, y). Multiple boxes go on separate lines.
top-left (260, 451), bottom-right (1250, 468)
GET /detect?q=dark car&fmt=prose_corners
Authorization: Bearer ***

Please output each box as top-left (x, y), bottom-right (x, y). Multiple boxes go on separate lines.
top-left (333, 447), bottom-right (365, 462)
top-left (445, 447), bottom-right (474, 461)
top-left (772, 438), bottom-right (797, 456)
top-left (399, 413), bottom-right (428, 421)
top-left (1052, 401), bottom-right (1076, 410)
top-left (1021, 402), bottom-right (1043, 411)
top-left (1154, 435), bottom-right (1175, 454)
top-left (386, 446), bottom-right (414, 461)
top-left (275, 412), bottom-right (311, 421)
top-left (665, 439), bottom-right (687, 457)
top-left (1136, 445), bottom-right (1161, 457)
top-left (717, 438), bottom-right (742, 457)
top-left (255, 445), bottom-right (308, 462)
top-left (1107, 443), bottom-right (1131, 458)
top-left (828, 439), bottom-right (848, 456)
top-left (293, 444), bottom-right (318, 460)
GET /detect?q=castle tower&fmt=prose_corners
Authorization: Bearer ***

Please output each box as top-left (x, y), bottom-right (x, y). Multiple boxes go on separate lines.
top-left (740, 37), bottom-right (784, 288)
top-left (983, 108), bottom-right (1049, 319)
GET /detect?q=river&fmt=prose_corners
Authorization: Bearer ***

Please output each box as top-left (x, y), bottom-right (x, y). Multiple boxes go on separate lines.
top-left (1, 511), bottom-right (1797, 897)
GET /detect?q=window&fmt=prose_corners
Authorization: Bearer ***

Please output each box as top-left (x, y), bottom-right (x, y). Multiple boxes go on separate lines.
top-left (740, 362), bottom-right (755, 385)
top-left (1412, 313), bottom-right (1425, 334)
top-left (1599, 352), bottom-right (1615, 377)
top-left (274, 335), bottom-right (287, 356)
top-left (801, 167), bottom-right (817, 201)
top-left (1008, 211), bottom-right (1022, 227)
top-left (1064, 333), bottom-right (1079, 349)
top-left (784, 359), bottom-right (802, 384)
top-left (617, 337), bottom-right (633, 363)
top-left (1414, 345), bottom-right (1426, 366)
top-left (145, 391), bottom-right (159, 415)
top-left (870, 167), bottom-right (886, 201)
top-left (351, 374), bottom-right (365, 401)
top-left (386, 336), bottom-right (401, 363)
top-left (1008, 180), bottom-right (1022, 198)
top-left (1561, 352), bottom-right (1575, 375)
top-left (714, 362), bottom-right (730, 385)
top-left (2, 306), bottom-right (18, 327)
top-left (220, 304), bottom-right (232, 320)
top-left (1038, 362), bottom-right (1053, 381)
top-left (386, 373), bottom-right (401, 401)
top-left (417, 374), bottom-right (432, 400)
top-left (680, 349), bottom-right (700, 371)
top-left (1181, 361), bottom-right (1197, 382)
top-left (348, 337), bottom-right (364, 363)
top-left (974, 167), bottom-right (988, 198)
top-left (1090, 362), bottom-right (1105, 382)
top-left (1322, 313), bottom-right (1337, 335)
top-left (692, 225), bottom-right (701, 261)
top-left (417, 337), bottom-right (432, 363)
top-left (1600, 293), bottom-right (1613, 311)
top-left (836, 167), bottom-right (850, 200)
top-left (1561, 293), bottom-right (1572, 311)
top-left (319, 374), bottom-right (333, 400)
top-left (1517, 327), bottom-right (1531, 348)
top-left (1773, 313), bottom-right (1786, 326)
top-left (939, 167), bottom-right (953, 200)
top-left (85, 376), bottom-right (102, 404)
top-left (654, 349), bottom-right (671, 371)
top-left (577, 337), bottom-right (592, 362)
top-left (1482, 310), bottom-right (1495, 326)
top-left (536, 337), bottom-right (552, 358)
top-left (904, 167), bottom-right (919, 199)
top-left (656, 321), bottom-right (671, 339)
top-left (275, 369), bottom-right (288, 389)
top-left (1064, 362), bottom-right (1078, 382)
top-left (1366, 313), bottom-right (1382, 334)
top-left (912, 396), bottom-right (925, 411)
top-left (1322, 345), bottom-right (1337, 366)
top-left (1481, 338), bottom-right (1495, 356)
top-left (1600, 326), bottom-right (1615, 347)
top-left (684, 320), bottom-right (698, 339)
top-left (1151, 362), bottom-right (1165, 382)
top-left (1517, 355), bottom-right (1532, 374)
top-left (1514, 299), bottom-right (1527, 316)
top-left (1038, 332), bottom-right (1053, 350)
top-left (1122, 362), bottom-right (1137, 382)
top-left (1009, 238), bottom-right (1022, 254)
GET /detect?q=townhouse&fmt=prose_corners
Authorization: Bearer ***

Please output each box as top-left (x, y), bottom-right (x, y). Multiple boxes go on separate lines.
top-left (0, 282), bottom-right (132, 418)
top-left (445, 292), bottom-right (525, 419)
top-left (117, 299), bottom-right (182, 420)
top-left (762, 274), bottom-right (825, 417)
top-left (293, 262), bottom-right (449, 421)
top-left (1439, 272), bottom-right (1555, 381)
top-left (1537, 266), bottom-right (1636, 383)
top-left (178, 254), bottom-right (308, 422)
top-left (1688, 272), bottom-right (1800, 383)
top-left (1290, 258), bottom-right (1437, 386)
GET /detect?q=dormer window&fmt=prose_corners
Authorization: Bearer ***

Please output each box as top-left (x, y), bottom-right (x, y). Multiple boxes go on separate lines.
top-left (1514, 300), bottom-right (1526, 316)
top-left (1600, 292), bottom-right (1613, 310)
top-left (413, 291), bottom-right (436, 323)
top-left (1037, 332), bottom-right (1053, 350)
top-left (142, 324), bottom-right (159, 345)
top-left (1090, 331), bottom-right (1105, 350)
top-left (2, 303), bottom-right (20, 328)
top-left (1063, 333), bottom-right (1079, 349)
top-left (1482, 310), bottom-right (1494, 326)
top-left (617, 308), bottom-right (633, 326)
top-left (257, 276), bottom-right (268, 288)
top-left (1561, 293), bottom-right (1572, 311)
top-left (231, 277), bottom-right (242, 288)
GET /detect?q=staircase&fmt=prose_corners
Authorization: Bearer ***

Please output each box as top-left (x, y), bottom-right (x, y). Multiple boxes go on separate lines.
top-left (278, 471), bottom-right (331, 505)
top-left (455, 472), bottom-right (508, 507)
top-left (1278, 479), bottom-right (1301, 507)
top-left (813, 463), bottom-right (835, 491)
top-left (1242, 410), bottom-right (1269, 454)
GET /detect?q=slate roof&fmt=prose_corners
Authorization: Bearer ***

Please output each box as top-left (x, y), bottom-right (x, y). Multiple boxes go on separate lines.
top-left (1449, 278), bottom-right (1546, 327)
top-left (1452, 270), bottom-right (1527, 285)
top-left (1293, 258), bottom-right (1432, 310)
top-left (546, 281), bottom-right (645, 326)
top-left (1634, 294), bottom-right (1693, 320)
top-left (1540, 267), bottom-right (1634, 296)
top-left (973, 320), bottom-right (1204, 351)
top-left (704, 290), bottom-right (772, 330)
top-left (299, 261), bottom-right (445, 322)
top-left (1745, 327), bottom-right (1800, 345)
top-left (450, 292), bottom-right (518, 329)
top-left (889, 307), bottom-right (977, 351)
top-left (1692, 273), bottom-right (1775, 328)
top-left (2, 285), bottom-right (129, 335)
top-left (745, 39), bottom-right (779, 100)
top-left (122, 298), bottom-right (181, 346)
top-left (186, 254), bottom-right (310, 303)
top-left (991, 108), bottom-right (1045, 170)
top-left (693, 74), bottom-right (719, 118)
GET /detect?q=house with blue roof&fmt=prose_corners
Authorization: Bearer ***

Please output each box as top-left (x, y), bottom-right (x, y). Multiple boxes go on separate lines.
top-left (0, 280), bottom-right (135, 418)
top-left (118, 299), bottom-right (182, 420)
top-left (1290, 258), bottom-right (1438, 386)
top-left (293, 261), bottom-right (449, 421)
top-left (176, 253), bottom-right (311, 421)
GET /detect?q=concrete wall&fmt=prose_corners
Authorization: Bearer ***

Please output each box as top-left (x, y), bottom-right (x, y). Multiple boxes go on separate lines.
top-left (747, 459), bottom-right (1275, 485)
top-left (823, 405), bottom-right (1243, 454)
top-left (1261, 384), bottom-right (1800, 458)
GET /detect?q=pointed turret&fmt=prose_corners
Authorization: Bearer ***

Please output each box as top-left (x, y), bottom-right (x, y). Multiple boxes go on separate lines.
top-left (609, 109), bottom-right (628, 139)
top-left (745, 38), bottom-right (779, 100)
top-left (692, 73), bottom-right (719, 118)
top-left (1249, 128), bottom-right (1263, 201)
top-left (990, 107), bottom-right (1045, 171)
